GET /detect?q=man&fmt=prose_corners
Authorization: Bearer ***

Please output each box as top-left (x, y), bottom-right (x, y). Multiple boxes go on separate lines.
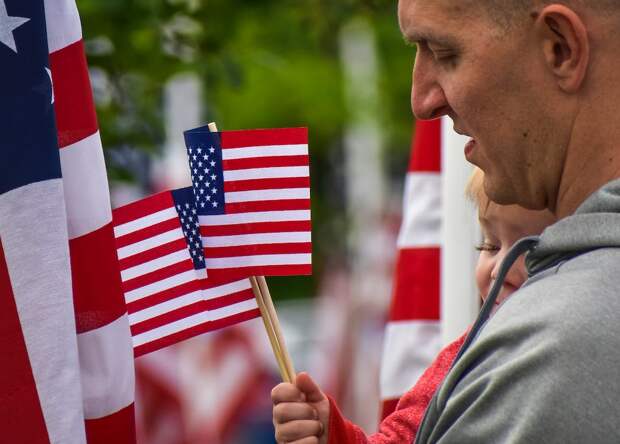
top-left (272, 1), bottom-right (620, 442)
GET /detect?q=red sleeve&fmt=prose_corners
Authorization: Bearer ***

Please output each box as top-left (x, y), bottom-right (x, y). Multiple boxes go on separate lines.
top-left (374, 333), bottom-right (467, 440)
top-left (327, 396), bottom-right (369, 444)
top-left (327, 332), bottom-right (467, 444)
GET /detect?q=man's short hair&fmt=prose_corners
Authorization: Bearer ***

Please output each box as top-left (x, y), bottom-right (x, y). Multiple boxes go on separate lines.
top-left (477, 0), bottom-right (620, 29)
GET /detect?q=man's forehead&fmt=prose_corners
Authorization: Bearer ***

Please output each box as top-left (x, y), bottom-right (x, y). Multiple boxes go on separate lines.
top-left (398, 0), bottom-right (480, 43)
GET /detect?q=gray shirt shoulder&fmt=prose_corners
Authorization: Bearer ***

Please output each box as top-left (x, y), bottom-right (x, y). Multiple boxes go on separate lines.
top-left (423, 248), bottom-right (620, 443)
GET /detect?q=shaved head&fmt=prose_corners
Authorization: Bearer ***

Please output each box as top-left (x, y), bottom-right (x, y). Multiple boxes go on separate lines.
top-left (472, 0), bottom-right (620, 29)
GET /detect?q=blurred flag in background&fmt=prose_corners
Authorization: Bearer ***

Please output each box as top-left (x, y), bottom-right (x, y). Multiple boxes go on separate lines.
top-left (379, 119), bottom-right (443, 419)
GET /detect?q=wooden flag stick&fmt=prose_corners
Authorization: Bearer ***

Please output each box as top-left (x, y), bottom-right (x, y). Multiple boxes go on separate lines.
top-left (206, 121), bottom-right (296, 383)
top-left (257, 275), bottom-right (296, 379)
top-left (250, 276), bottom-right (292, 382)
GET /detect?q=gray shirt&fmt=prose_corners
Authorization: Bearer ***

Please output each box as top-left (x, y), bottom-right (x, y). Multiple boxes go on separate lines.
top-left (415, 179), bottom-right (620, 443)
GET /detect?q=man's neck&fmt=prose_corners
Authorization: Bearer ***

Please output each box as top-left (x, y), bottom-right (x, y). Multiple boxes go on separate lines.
top-left (554, 118), bottom-right (620, 219)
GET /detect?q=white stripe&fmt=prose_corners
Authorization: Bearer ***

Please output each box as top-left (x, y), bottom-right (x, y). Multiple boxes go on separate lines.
top-left (200, 210), bottom-right (310, 226)
top-left (132, 298), bottom-right (259, 347)
top-left (121, 250), bottom-right (190, 282)
top-left (206, 253), bottom-right (311, 269)
top-left (77, 314), bottom-right (135, 419)
top-left (224, 166), bottom-right (309, 182)
top-left (128, 290), bottom-right (203, 325)
top-left (222, 144), bottom-right (308, 160)
top-left (114, 207), bottom-right (177, 238)
top-left (59, 132), bottom-right (112, 239)
top-left (124, 269), bottom-right (196, 303)
top-left (203, 279), bottom-right (252, 300)
top-left (44, 0), bottom-right (82, 54)
top-left (203, 231), bottom-right (311, 248)
top-left (0, 180), bottom-right (86, 443)
top-left (117, 228), bottom-right (183, 260)
top-left (397, 172), bottom-right (442, 248)
top-left (225, 188), bottom-right (310, 203)
top-left (380, 320), bottom-right (442, 399)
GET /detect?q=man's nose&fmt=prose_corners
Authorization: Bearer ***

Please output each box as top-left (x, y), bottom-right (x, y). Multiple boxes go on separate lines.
top-left (411, 60), bottom-right (450, 120)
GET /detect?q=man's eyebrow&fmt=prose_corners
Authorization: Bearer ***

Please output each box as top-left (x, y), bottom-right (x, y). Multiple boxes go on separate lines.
top-left (403, 30), bottom-right (458, 48)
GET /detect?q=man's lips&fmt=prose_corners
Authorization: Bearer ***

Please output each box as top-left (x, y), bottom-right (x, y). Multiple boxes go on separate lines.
top-left (464, 138), bottom-right (476, 159)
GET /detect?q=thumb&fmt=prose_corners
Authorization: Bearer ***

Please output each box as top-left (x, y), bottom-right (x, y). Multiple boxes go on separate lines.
top-left (295, 372), bottom-right (326, 404)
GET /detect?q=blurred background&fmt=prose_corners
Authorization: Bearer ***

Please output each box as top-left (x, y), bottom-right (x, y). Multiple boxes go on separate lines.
top-left (79, 1), bottom-right (420, 442)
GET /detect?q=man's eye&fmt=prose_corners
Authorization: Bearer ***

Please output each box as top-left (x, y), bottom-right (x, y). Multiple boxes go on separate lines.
top-left (475, 242), bottom-right (499, 252)
top-left (433, 52), bottom-right (457, 65)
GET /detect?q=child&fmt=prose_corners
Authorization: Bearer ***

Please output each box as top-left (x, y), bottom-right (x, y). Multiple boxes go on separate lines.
top-left (271, 168), bottom-right (556, 444)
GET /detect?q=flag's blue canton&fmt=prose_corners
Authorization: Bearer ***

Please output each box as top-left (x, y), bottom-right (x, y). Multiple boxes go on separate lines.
top-left (0, 0), bottom-right (61, 195)
top-left (171, 187), bottom-right (205, 271)
top-left (183, 129), bottom-right (226, 216)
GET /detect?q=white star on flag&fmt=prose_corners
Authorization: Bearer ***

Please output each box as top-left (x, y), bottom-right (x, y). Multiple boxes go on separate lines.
top-left (0, 0), bottom-right (29, 53)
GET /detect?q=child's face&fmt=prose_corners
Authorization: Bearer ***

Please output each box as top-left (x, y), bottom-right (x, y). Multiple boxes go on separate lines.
top-left (475, 203), bottom-right (555, 307)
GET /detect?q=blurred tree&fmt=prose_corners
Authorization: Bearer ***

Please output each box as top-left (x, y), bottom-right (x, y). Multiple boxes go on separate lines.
top-left (79, 0), bottom-right (416, 299)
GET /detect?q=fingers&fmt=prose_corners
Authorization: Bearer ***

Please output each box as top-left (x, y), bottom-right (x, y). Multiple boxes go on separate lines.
top-left (275, 419), bottom-right (323, 443)
top-left (272, 382), bottom-right (306, 405)
top-left (272, 373), bottom-right (329, 444)
top-left (274, 401), bottom-right (318, 423)
top-left (287, 437), bottom-right (320, 444)
top-left (294, 372), bottom-right (326, 404)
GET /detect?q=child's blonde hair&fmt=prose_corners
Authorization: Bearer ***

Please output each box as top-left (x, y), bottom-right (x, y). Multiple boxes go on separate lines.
top-left (465, 167), bottom-right (490, 211)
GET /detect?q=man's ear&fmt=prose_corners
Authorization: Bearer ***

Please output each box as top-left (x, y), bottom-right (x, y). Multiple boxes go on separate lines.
top-left (534, 5), bottom-right (589, 93)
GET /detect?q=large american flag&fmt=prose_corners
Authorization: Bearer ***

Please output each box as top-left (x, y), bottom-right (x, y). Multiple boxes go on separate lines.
top-left (113, 187), bottom-right (260, 357)
top-left (379, 119), bottom-right (442, 419)
top-left (0, 0), bottom-right (135, 442)
top-left (184, 126), bottom-right (312, 279)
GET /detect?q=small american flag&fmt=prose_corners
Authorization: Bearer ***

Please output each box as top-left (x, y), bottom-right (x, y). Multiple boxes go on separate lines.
top-left (184, 126), bottom-right (312, 279)
top-left (113, 188), bottom-right (259, 357)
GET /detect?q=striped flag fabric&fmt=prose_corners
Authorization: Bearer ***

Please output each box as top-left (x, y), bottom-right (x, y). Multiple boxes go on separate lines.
top-left (48, 1), bottom-right (136, 441)
top-left (379, 119), bottom-right (442, 419)
top-left (113, 187), bottom-right (261, 357)
top-left (184, 126), bottom-right (312, 279)
top-left (1, 0), bottom-right (135, 442)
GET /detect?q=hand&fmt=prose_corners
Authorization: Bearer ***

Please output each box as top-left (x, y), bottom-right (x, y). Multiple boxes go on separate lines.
top-left (272, 372), bottom-right (330, 444)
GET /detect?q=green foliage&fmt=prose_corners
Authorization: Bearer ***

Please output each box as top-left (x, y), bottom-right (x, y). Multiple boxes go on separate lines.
top-left (79, 0), bottom-right (416, 300)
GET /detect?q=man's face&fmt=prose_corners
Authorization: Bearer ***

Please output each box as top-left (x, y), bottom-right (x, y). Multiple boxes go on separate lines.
top-left (398, 0), bottom-right (567, 209)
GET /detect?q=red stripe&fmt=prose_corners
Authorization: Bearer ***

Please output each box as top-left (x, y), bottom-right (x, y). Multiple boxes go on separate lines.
top-left (225, 199), bottom-right (310, 214)
top-left (133, 309), bottom-right (261, 357)
top-left (126, 280), bottom-right (202, 314)
top-left (205, 242), bottom-right (312, 258)
top-left (71, 224), bottom-right (128, 333)
top-left (204, 288), bottom-right (255, 310)
top-left (112, 191), bottom-right (174, 227)
top-left (130, 301), bottom-right (207, 336)
top-left (206, 264), bottom-right (312, 280)
top-left (85, 403), bottom-right (136, 444)
top-left (114, 218), bottom-right (180, 249)
top-left (221, 128), bottom-right (307, 148)
top-left (202, 220), bottom-right (311, 237)
top-left (130, 288), bottom-right (255, 336)
top-left (118, 239), bottom-right (187, 271)
top-left (380, 398), bottom-right (400, 421)
top-left (410, 119), bottom-right (441, 173)
top-left (0, 243), bottom-right (50, 442)
top-left (224, 177), bottom-right (310, 192)
top-left (388, 247), bottom-right (440, 321)
top-left (121, 260), bottom-right (195, 293)
top-left (49, 40), bottom-right (99, 149)
top-left (223, 155), bottom-right (308, 170)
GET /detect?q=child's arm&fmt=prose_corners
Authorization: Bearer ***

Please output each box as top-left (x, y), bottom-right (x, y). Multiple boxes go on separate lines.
top-left (272, 373), bottom-right (416, 444)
